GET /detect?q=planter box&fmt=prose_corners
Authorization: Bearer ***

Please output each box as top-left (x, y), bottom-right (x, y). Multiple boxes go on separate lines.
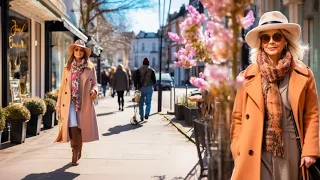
top-left (183, 106), bottom-right (198, 126)
top-left (43, 112), bottom-right (55, 129)
top-left (27, 114), bottom-right (43, 136)
top-left (1, 122), bottom-right (10, 143)
top-left (174, 104), bottom-right (184, 120)
top-left (10, 121), bottom-right (28, 144)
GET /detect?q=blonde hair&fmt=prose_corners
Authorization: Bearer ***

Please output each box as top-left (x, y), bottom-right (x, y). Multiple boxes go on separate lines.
top-left (249, 29), bottom-right (309, 63)
top-left (116, 64), bottom-right (126, 73)
top-left (66, 47), bottom-right (89, 70)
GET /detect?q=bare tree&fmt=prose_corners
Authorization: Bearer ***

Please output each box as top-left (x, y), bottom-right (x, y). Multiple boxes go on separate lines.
top-left (79, 0), bottom-right (154, 33)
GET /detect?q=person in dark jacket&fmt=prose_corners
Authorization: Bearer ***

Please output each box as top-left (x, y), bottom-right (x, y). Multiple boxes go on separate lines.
top-left (100, 69), bottom-right (109, 97)
top-left (113, 64), bottom-right (129, 111)
top-left (134, 58), bottom-right (156, 121)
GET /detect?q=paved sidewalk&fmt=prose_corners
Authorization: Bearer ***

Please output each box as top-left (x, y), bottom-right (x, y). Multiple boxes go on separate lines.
top-left (0, 95), bottom-right (202, 180)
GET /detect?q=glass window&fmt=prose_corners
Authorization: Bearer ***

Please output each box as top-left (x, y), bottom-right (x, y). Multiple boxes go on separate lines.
top-left (8, 10), bottom-right (31, 103)
top-left (142, 43), bottom-right (145, 51)
top-left (152, 57), bottom-right (156, 67)
top-left (152, 43), bottom-right (156, 51)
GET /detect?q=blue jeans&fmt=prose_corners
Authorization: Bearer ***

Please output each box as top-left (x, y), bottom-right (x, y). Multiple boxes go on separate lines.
top-left (139, 85), bottom-right (153, 119)
top-left (102, 85), bottom-right (107, 97)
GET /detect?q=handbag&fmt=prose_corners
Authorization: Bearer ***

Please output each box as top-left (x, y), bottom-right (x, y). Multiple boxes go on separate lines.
top-left (132, 90), bottom-right (141, 102)
top-left (290, 111), bottom-right (320, 180)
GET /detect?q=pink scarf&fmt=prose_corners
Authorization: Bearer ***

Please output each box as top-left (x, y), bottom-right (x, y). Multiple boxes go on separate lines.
top-left (71, 58), bottom-right (86, 111)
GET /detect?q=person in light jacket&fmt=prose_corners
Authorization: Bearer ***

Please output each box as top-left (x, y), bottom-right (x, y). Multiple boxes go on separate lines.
top-left (55, 39), bottom-right (99, 166)
top-left (113, 64), bottom-right (129, 111)
top-left (231, 11), bottom-right (319, 180)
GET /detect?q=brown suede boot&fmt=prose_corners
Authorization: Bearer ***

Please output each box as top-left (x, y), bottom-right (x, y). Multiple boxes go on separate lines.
top-left (69, 127), bottom-right (80, 166)
top-left (78, 128), bottom-right (83, 160)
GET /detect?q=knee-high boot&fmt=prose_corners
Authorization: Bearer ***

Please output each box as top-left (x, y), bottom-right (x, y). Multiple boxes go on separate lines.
top-left (69, 127), bottom-right (80, 166)
top-left (78, 128), bottom-right (83, 160)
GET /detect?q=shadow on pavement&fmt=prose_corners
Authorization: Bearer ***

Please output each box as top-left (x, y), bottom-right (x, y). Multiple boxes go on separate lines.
top-left (97, 111), bottom-right (117, 117)
top-left (183, 161), bottom-right (203, 180)
top-left (102, 123), bottom-right (143, 136)
top-left (151, 175), bottom-right (184, 180)
top-left (21, 163), bottom-right (80, 180)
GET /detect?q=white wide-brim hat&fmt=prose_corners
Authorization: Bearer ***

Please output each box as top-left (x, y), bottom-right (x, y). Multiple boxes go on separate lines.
top-left (68, 39), bottom-right (92, 57)
top-left (245, 11), bottom-right (301, 48)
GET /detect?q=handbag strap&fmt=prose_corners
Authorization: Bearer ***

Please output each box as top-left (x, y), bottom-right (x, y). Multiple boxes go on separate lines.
top-left (290, 110), bottom-right (303, 153)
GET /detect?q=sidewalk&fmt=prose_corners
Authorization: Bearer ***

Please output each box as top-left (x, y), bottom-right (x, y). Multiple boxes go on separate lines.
top-left (0, 95), bottom-right (203, 180)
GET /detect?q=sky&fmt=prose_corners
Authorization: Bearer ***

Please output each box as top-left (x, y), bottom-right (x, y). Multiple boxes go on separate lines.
top-left (128, 0), bottom-right (189, 34)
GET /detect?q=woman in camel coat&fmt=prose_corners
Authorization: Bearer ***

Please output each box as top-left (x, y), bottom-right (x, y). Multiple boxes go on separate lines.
top-left (231, 11), bottom-right (319, 180)
top-left (55, 39), bottom-right (99, 166)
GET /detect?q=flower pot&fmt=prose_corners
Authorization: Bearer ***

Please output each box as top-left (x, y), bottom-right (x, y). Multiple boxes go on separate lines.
top-left (27, 114), bottom-right (43, 136)
top-left (43, 112), bottom-right (55, 129)
top-left (9, 121), bottom-right (28, 144)
top-left (54, 112), bottom-right (58, 126)
top-left (184, 106), bottom-right (198, 126)
top-left (174, 104), bottom-right (184, 120)
top-left (1, 122), bottom-right (10, 143)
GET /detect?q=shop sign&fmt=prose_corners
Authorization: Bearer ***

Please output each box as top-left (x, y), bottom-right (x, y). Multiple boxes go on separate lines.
top-left (9, 19), bottom-right (27, 49)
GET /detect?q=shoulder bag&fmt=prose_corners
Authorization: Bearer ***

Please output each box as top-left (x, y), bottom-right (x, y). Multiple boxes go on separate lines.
top-left (290, 110), bottom-right (320, 180)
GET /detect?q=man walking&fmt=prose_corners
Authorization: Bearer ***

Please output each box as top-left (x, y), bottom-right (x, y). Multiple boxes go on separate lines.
top-left (134, 58), bottom-right (156, 121)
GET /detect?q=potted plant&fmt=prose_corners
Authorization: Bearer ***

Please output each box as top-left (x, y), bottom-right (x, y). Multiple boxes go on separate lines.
top-left (42, 98), bottom-right (56, 129)
top-left (45, 90), bottom-right (59, 125)
top-left (175, 95), bottom-right (186, 120)
top-left (184, 99), bottom-right (198, 126)
top-left (3, 104), bottom-right (30, 143)
top-left (23, 97), bottom-right (46, 136)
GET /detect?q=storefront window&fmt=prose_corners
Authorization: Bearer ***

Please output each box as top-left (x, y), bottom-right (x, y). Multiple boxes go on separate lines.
top-left (51, 32), bottom-right (73, 90)
top-left (8, 11), bottom-right (31, 103)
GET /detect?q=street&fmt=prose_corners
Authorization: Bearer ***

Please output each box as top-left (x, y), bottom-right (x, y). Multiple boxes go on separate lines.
top-left (0, 93), bottom-right (202, 180)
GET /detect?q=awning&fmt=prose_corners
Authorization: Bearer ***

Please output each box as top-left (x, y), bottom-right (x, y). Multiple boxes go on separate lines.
top-left (62, 17), bottom-right (88, 42)
top-left (10, 0), bottom-right (60, 21)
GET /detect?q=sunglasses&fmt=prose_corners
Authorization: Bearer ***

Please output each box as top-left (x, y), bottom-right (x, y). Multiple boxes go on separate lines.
top-left (74, 48), bottom-right (85, 52)
top-left (260, 33), bottom-right (283, 44)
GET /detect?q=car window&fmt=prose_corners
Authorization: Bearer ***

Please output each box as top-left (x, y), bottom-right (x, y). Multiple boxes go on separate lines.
top-left (155, 73), bottom-right (172, 81)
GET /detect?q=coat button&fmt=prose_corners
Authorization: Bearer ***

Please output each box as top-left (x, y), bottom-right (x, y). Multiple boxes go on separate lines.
top-left (246, 114), bottom-right (250, 119)
top-left (90, 79), bottom-right (92, 81)
top-left (65, 92), bottom-right (67, 94)
top-left (62, 104), bottom-right (65, 107)
top-left (237, 151), bottom-right (240, 156)
top-left (248, 150), bottom-right (254, 156)
top-left (66, 78), bottom-right (67, 81)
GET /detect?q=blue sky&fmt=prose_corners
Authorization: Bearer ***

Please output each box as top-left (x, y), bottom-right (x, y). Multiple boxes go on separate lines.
top-left (128, 0), bottom-right (189, 34)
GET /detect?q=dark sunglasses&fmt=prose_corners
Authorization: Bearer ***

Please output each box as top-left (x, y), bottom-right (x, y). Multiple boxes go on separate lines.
top-left (74, 48), bottom-right (84, 52)
top-left (260, 33), bottom-right (283, 44)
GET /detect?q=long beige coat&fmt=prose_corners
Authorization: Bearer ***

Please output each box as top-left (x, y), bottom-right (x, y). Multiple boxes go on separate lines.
top-left (55, 60), bottom-right (99, 143)
top-left (231, 59), bottom-right (319, 180)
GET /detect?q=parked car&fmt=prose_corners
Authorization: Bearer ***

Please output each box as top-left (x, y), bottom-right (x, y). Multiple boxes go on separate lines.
top-left (154, 73), bottom-right (173, 91)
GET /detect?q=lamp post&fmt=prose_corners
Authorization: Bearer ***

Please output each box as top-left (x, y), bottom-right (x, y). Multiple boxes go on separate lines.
top-left (158, 29), bottom-right (163, 113)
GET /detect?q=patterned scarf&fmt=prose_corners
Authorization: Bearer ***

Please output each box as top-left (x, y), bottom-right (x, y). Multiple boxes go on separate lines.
top-left (256, 51), bottom-right (292, 158)
top-left (71, 58), bottom-right (86, 111)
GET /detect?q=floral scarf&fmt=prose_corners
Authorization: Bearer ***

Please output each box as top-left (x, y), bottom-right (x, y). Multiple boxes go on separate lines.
top-left (71, 58), bottom-right (86, 111)
top-left (257, 51), bottom-right (292, 158)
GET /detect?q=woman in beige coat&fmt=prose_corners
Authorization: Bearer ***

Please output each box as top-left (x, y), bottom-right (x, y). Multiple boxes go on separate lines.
top-left (55, 39), bottom-right (99, 166)
top-left (231, 11), bottom-right (319, 180)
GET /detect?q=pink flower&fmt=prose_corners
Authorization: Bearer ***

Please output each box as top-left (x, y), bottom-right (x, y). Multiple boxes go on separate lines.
top-left (199, 72), bottom-right (205, 79)
top-left (242, 10), bottom-right (255, 29)
top-left (189, 77), bottom-right (210, 92)
top-left (204, 64), bottom-right (229, 87)
top-left (235, 74), bottom-right (245, 89)
top-left (168, 32), bottom-right (183, 43)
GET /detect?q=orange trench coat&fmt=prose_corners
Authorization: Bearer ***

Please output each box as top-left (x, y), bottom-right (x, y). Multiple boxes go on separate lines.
top-left (55, 60), bottom-right (99, 143)
top-left (230, 59), bottom-right (319, 180)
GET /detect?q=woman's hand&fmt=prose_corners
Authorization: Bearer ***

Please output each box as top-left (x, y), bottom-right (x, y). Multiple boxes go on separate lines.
top-left (300, 156), bottom-right (317, 168)
top-left (90, 90), bottom-right (97, 99)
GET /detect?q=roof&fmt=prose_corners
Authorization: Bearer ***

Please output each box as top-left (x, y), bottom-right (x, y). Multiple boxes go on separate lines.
top-left (136, 31), bottom-right (159, 38)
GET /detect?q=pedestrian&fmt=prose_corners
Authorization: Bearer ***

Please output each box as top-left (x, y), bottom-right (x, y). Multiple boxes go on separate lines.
top-left (100, 69), bottom-right (109, 97)
top-left (134, 58), bottom-right (156, 121)
top-left (230, 11), bottom-right (319, 180)
top-left (113, 64), bottom-right (129, 111)
top-left (109, 66), bottom-right (116, 97)
top-left (55, 39), bottom-right (99, 166)
top-left (125, 68), bottom-right (132, 96)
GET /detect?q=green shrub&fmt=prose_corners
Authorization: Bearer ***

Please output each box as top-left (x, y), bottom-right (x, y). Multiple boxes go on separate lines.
top-left (45, 90), bottom-right (58, 101)
top-left (44, 98), bottom-right (56, 113)
top-left (3, 104), bottom-right (30, 122)
top-left (0, 107), bottom-right (5, 131)
top-left (23, 97), bottom-right (47, 116)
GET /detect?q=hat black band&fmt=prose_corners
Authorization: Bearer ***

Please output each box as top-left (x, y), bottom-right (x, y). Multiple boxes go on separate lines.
top-left (262, 21), bottom-right (283, 25)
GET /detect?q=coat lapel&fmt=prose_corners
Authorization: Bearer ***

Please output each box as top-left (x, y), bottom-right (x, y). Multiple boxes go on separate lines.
top-left (244, 64), bottom-right (264, 112)
top-left (288, 60), bottom-right (309, 129)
